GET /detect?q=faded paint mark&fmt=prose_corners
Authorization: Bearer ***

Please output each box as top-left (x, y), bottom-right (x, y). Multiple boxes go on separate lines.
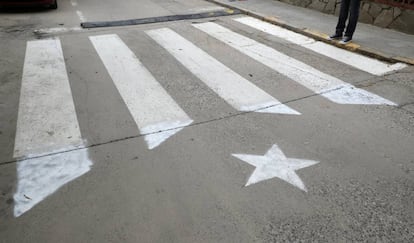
top-left (76, 10), bottom-right (87, 22)
top-left (232, 144), bottom-right (319, 191)
top-left (322, 85), bottom-right (396, 105)
top-left (14, 149), bottom-right (92, 217)
top-left (188, 6), bottom-right (226, 13)
top-left (34, 27), bottom-right (83, 35)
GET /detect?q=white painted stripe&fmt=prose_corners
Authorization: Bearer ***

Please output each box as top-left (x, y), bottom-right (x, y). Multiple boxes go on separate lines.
top-left (304, 42), bottom-right (407, 75)
top-left (14, 148), bottom-right (92, 217)
top-left (89, 34), bottom-right (193, 149)
top-left (14, 39), bottom-right (83, 158)
top-left (234, 17), bottom-right (407, 76)
top-left (76, 10), bottom-right (86, 22)
top-left (188, 6), bottom-right (226, 13)
top-left (194, 22), bottom-right (396, 106)
top-left (146, 28), bottom-right (300, 115)
top-left (34, 27), bottom-right (83, 35)
top-left (237, 17), bottom-right (314, 46)
top-left (70, 0), bottom-right (78, 6)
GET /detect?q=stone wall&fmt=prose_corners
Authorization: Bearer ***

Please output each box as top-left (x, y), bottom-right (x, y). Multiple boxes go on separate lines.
top-left (276, 0), bottom-right (414, 34)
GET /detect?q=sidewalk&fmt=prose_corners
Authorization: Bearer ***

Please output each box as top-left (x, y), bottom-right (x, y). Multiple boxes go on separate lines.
top-left (206, 0), bottom-right (414, 65)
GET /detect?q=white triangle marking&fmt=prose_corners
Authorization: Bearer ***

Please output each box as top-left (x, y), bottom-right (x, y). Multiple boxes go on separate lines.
top-left (14, 149), bottom-right (92, 217)
top-left (141, 119), bottom-right (193, 149)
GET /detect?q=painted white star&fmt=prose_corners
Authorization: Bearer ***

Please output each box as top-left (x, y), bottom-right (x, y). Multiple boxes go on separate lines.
top-left (232, 144), bottom-right (319, 191)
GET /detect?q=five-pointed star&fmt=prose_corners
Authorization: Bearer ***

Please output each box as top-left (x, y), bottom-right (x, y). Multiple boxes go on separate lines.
top-left (232, 144), bottom-right (319, 191)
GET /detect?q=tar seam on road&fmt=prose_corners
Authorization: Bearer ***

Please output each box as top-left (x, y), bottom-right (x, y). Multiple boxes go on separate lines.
top-left (80, 9), bottom-right (242, 28)
top-left (0, 92), bottom-right (324, 167)
top-left (1, 80), bottom-right (406, 166)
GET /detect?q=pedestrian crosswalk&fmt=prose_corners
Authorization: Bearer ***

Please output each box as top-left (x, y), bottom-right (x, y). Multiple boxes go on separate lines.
top-left (11, 18), bottom-right (406, 218)
top-left (14, 19), bottom-right (401, 159)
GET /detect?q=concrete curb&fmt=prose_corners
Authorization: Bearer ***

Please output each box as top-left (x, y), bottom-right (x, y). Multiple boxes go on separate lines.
top-left (205, 0), bottom-right (414, 65)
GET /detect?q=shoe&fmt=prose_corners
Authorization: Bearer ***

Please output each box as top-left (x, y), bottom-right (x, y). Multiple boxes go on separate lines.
top-left (339, 36), bottom-right (352, 44)
top-left (329, 33), bottom-right (342, 40)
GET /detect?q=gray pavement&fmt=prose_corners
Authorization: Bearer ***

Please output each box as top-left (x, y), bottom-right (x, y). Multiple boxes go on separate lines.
top-left (208, 0), bottom-right (414, 64)
top-left (0, 0), bottom-right (414, 242)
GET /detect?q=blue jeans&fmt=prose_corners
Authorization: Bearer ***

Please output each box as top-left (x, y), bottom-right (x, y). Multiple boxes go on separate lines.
top-left (335, 0), bottom-right (361, 37)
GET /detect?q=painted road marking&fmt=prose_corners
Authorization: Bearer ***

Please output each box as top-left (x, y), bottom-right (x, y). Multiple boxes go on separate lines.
top-left (14, 149), bottom-right (92, 217)
top-left (14, 39), bottom-right (90, 217)
top-left (232, 144), bottom-right (319, 191)
top-left (146, 28), bottom-right (300, 115)
top-left (14, 39), bottom-right (92, 217)
top-left (33, 27), bottom-right (83, 35)
top-left (193, 22), bottom-right (396, 106)
top-left (14, 39), bottom-right (83, 158)
top-left (188, 6), bottom-right (226, 13)
top-left (234, 17), bottom-right (407, 76)
top-left (76, 10), bottom-right (87, 22)
top-left (89, 34), bottom-right (193, 149)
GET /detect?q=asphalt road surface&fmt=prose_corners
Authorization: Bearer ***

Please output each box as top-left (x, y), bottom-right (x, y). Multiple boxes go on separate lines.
top-left (1, 0), bottom-right (413, 242)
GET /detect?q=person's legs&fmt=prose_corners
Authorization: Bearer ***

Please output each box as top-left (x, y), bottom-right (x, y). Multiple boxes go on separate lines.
top-left (335, 0), bottom-right (351, 35)
top-left (344, 0), bottom-right (361, 37)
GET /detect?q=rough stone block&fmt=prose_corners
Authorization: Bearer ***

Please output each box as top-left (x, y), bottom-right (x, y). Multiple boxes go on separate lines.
top-left (360, 7), bottom-right (374, 23)
top-left (394, 8), bottom-right (402, 18)
top-left (325, 0), bottom-right (336, 14)
top-left (389, 10), bottom-right (414, 34)
top-left (279, 0), bottom-right (311, 7)
top-left (368, 3), bottom-right (382, 17)
top-left (362, 3), bottom-right (370, 13)
top-left (309, 0), bottom-right (327, 12)
top-left (334, 1), bottom-right (341, 16)
top-left (374, 9), bottom-right (394, 27)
